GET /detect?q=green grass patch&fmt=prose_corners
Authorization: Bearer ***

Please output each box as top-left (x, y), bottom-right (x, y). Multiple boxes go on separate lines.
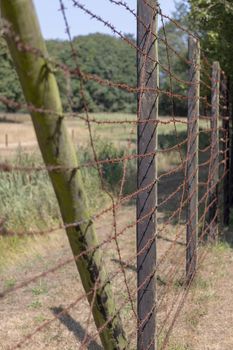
top-left (0, 149), bottom-right (60, 233)
top-left (4, 278), bottom-right (16, 289)
top-left (34, 314), bottom-right (46, 323)
top-left (0, 235), bottom-right (30, 269)
top-left (211, 241), bottom-right (231, 254)
top-left (158, 335), bottom-right (191, 350)
top-left (31, 280), bottom-right (48, 296)
top-left (28, 300), bottom-right (43, 309)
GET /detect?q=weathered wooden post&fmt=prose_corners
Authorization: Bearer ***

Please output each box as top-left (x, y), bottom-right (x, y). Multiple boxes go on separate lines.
top-left (208, 61), bottom-right (220, 240)
top-left (5, 133), bottom-right (8, 148)
top-left (0, 1), bottom-right (127, 348)
top-left (229, 80), bottom-right (233, 208)
top-left (186, 36), bottom-right (200, 282)
top-left (137, 1), bottom-right (158, 349)
top-left (221, 74), bottom-right (230, 226)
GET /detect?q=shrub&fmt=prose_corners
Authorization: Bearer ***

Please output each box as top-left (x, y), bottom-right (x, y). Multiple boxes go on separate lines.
top-left (0, 140), bottom-right (137, 234)
top-left (0, 149), bottom-right (60, 232)
top-left (80, 138), bottom-right (137, 197)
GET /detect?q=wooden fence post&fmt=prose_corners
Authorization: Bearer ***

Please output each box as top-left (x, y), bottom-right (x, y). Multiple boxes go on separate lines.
top-left (230, 81), bottom-right (233, 208)
top-left (137, 1), bottom-right (158, 349)
top-left (221, 74), bottom-right (230, 226)
top-left (229, 80), bottom-right (233, 207)
top-left (186, 36), bottom-right (200, 282)
top-left (5, 134), bottom-right (8, 148)
top-left (208, 61), bottom-right (220, 240)
top-left (228, 77), bottom-right (233, 210)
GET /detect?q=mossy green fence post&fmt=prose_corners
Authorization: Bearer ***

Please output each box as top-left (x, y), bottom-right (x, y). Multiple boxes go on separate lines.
top-left (0, 1), bottom-right (127, 348)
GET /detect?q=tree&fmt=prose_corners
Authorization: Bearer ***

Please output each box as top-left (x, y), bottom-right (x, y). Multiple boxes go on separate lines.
top-left (0, 27), bottom-right (190, 115)
top-left (0, 1), bottom-right (127, 348)
top-left (158, 4), bottom-right (189, 116)
top-left (46, 33), bottom-right (137, 113)
top-left (187, 0), bottom-right (233, 82)
top-left (0, 38), bottom-right (24, 111)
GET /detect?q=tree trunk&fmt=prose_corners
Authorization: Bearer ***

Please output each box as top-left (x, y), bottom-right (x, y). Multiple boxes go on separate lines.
top-left (0, 1), bottom-right (127, 348)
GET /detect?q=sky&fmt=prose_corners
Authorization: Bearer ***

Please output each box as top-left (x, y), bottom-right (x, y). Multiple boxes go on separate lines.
top-left (33, 0), bottom-right (176, 40)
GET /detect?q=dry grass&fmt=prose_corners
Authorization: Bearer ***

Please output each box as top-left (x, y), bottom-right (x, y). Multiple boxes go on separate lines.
top-left (0, 112), bottom-right (231, 349)
top-left (0, 206), bottom-right (181, 349)
top-left (1, 206), bottom-right (232, 349)
top-left (168, 240), bottom-right (233, 350)
top-left (0, 112), bottom-right (185, 170)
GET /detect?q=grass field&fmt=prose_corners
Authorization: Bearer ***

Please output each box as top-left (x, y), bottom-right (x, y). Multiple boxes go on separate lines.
top-left (0, 112), bottom-right (209, 150)
top-left (0, 112), bottom-right (232, 350)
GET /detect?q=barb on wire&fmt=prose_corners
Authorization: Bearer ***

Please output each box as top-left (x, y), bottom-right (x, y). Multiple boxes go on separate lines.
top-left (0, 2), bottom-right (229, 349)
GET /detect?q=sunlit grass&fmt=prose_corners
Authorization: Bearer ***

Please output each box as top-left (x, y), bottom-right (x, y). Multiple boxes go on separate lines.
top-left (0, 112), bottom-right (210, 269)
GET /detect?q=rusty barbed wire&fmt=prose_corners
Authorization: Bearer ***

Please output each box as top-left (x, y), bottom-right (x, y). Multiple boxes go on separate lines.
top-left (0, 3), bottom-right (231, 350)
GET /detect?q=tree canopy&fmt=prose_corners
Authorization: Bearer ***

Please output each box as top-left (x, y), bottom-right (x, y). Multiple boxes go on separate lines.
top-left (1, 2), bottom-right (232, 115)
top-left (188, 0), bottom-right (233, 82)
top-left (0, 23), bottom-right (189, 115)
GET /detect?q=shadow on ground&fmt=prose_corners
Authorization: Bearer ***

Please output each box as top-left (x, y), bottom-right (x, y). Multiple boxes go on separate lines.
top-left (222, 224), bottom-right (233, 248)
top-left (51, 307), bottom-right (103, 350)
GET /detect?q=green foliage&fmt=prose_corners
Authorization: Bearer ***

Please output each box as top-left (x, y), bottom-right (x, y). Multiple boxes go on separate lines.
top-left (158, 7), bottom-right (189, 116)
top-left (0, 29), bottom-right (189, 115)
top-left (28, 300), bottom-right (42, 309)
top-left (211, 241), bottom-right (231, 253)
top-left (95, 139), bottom-right (125, 192)
top-left (158, 126), bottom-right (210, 154)
top-left (0, 148), bottom-right (107, 233)
top-left (4, 278), bottom-right (16, 289)
top-left (187, 0), bottom-right (233, 85)
top-left (80, 138), bottom-right (137, 196)
top-left (31, 280), bottom-right (48, 296)
top-left (45, 33), bottom-right (137, 114)
top-left (0, 150), bottom-right (60, 232)
top-left (0, 38), bottom-right (25, 111)
top-left (0, 143), bottom-right (137, 234)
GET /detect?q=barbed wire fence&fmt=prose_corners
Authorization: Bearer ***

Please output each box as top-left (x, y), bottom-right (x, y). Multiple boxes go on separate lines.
top-left (0, 0), bottom-right (231, 349)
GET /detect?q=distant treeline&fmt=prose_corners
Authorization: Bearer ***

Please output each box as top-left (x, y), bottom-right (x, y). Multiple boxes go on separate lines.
top-left (0, 22), bottom-right (189, 115)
